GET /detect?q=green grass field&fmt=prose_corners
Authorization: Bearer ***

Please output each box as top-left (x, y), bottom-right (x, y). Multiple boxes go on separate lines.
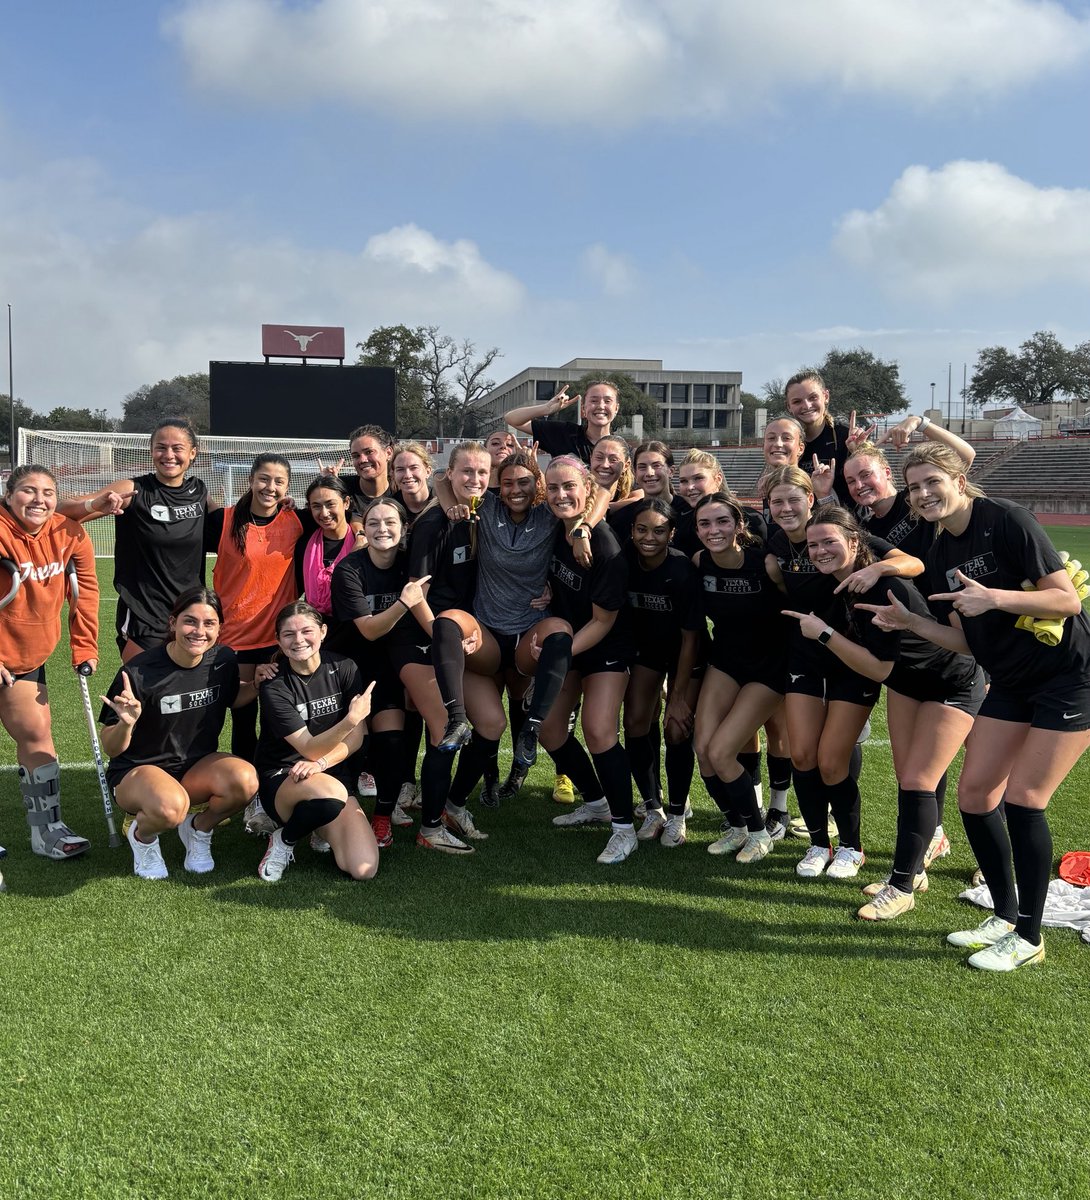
top-left (2, 528), bottom-right (1089, 1199)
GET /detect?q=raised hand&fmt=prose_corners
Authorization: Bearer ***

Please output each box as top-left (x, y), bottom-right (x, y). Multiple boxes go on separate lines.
top-left (856, 589), bottom-right (916, 631)
top-left (879, 416), bottom-right (921, 448)
top-left (101, 671), bottom-right (142, 726)
top-left (782, 609), bottom-right (829, 641)
top-left (399, 575), bottom-right (431, 610)
top-left (317, 455), bottom-right (346, 477)
top-left (845, 410), bottom-right (877, 452)
top-left (811, 454), bottom-right (835, 499)
top-left (347, 692), bottom-right (371, 725)
top-left (929, 569), bottom-right (994, 617)
top-left (552, 386), bottom-right (580, 414)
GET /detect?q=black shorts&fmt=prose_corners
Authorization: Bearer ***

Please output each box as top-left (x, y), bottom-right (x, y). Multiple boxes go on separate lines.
top-left (12, 663), bottom-right (46, 684)
top-left (786, 664), bottom-right (881, 708)
top-left (368, 657), bottom-right (407, 713)
top-left (259, 765), bottom-right (356, 822)
top-left (890, 665), bottom-right (986, 717)
top-left (387, 642), bottom-right (431, 674)
top-left (978, 668), bottom-right (1090, 732)
top-left (572, 643), bottom-right (631, 678)
top-left (232, 644), bottom-right (278, 666)
top-left (107, 756), bottom-right (206, 795)
top-left (632, 643), bottom-right (677, 675)
top-left (484, 626), bottom-right (521, 673)
top-left (115, 599), bottom-right (167, 655)
top-left (708, 645), bottom-right (786, 694)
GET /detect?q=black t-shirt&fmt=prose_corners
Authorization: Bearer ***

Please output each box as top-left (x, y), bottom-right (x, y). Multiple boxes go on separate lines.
top-left (925, 497), bottom-right (1090, 690)
top-left (114, 474), bottom-right (208, 634)
top-left (549, 522), bottom-right (630, 652)
top-left (696, 546), bottom-right (785, 672)
top-left (408, 506), bottom-right (477, 614)
top-left (624, 544), bottom-right (701, 659)
top-left (341, 474), bottom-right (396, 520)
top-left (860, 490), bottom-right (935, 563)
top-left (331, 548), bottom-right (421, 653)
top-left (256, 651), bottom-right (362, 776)
top-left (869, 577), bottom-right (979, 696)
top-left (804, 423), bottom-right (853, 506)
top-left (530, 418), bottom-right (595, 464)
top-left (101, 643), bottom-right (239, 776)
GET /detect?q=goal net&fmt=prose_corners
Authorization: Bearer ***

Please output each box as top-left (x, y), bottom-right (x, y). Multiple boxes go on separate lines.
top-left (19, 427), bottom-right (354, 557)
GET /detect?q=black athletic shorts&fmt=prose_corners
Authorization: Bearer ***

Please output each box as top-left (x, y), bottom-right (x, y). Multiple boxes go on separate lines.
top-left (12, 663), bottom-right (46, 684)
top-left (890, 664), bottom-right (986, 717)
top-left (484, 626), bottom-right (521, 673)
top-left (388, 642), bottom-right (432, 674)
top-left (978, 668), bottom-right (1090, 732)
top-left (259, 765), bottom-right (356, 823)
top-left (786, 663), bottom-right (881, 708)
top-left (572, 642), bottom-right (631, 678)
top-left (115, 600), bottom-right (167, 655)
top-left (367, 657), bottom-right (407, 713)
top-left (707, 645), bottom-right (786, 695)
top-left (107, 756), bottom-right (207, 796)
top-left (232, 644), bottom-right (278, 666)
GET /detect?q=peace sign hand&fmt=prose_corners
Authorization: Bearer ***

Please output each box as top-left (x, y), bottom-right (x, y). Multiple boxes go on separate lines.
top-left (101, 671), bottom-right (142, 726)
top-left (552, 386), bottom-right (580, 414)
top-left (929, 570), bottom-right (995, 617)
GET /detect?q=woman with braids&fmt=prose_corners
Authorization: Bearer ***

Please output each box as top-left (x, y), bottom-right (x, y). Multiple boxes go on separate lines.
top-left (204, 454), bottom-right (302, 761)
top-left (691, 492), bottom-right (788, 864)
top-left (538, 456), bottom-right (637, 865)
top-left (0, 465), bottom-right (98, 866)
top-left (764, 466), bottom-right (923, 880)
top-left (254, 600), bottom-right (379, 883)
top-left (860, 443), bottom-right (1090, 969)
top-left (785, 506), bottom-right (983, 919)
top-left (783, 369), bottom-right (875, 506)
top-left (60, 417), bottom-right (211, 662)
top-left (99, 587), bottom-right (259, 880)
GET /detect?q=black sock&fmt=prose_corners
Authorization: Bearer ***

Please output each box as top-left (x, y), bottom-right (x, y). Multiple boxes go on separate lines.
top-left (508, 695), bottom-right (526, 747)
top-left (701, 772), bottom-right (735, 820)
top-left (1006, 802), bottom-right (1053, 946)
top-left (890, 788), bottom-right (936, 892)
top-left (549, 735), bottom-right (604, 803)
top-left (369, 729), bottom-right (405, 817)
top-left (591, 743), bottom-right (634, 824)
top-left (419, 743), bottom-right (455, 828)
top-left (403, 711), bottom-right (424, 787)
top-left (528, 633), bottom-right (573, 724)
top-left (230, 698), bottom-right (259, 763)
top-left (283, 797), bottom-right (345, 844)
top-left (447, 733), bottom-right (500, 808)
top-left (626, 732), bottom-right (659, 805)
top-left (431, 616), bottom-right (467, 720)
top-left (665, 739), bottom-right (695, 816)
top-left (793, 766), bottom-right (829, 848)
top-left (649, 720), bottom-right (663, 804)
top-left (826, 775), bottom-right (862, 851)
top-left (961, 808), bottom-right (1017, 924)
top-left (738, 750), bottom-right (761, 792)
top-left (767, 755), bottom-right (792, 812)
top-left (726, 770), bottom-right (763, 832)
top-left (849, 742), bottom-right (863, 782)
top-left (934, 770), bottom-right (948, 829)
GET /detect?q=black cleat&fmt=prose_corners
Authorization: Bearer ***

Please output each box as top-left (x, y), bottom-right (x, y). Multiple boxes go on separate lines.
top-left (438, 716), bottom-right (473, 753)
top-left (513, 726), bottom-right (539, 769)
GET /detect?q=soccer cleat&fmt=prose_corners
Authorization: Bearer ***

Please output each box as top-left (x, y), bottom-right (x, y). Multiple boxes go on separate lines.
top-left (764, 810), bottom-right (790, 842)
top-left (827, 846), bottom-right (866, 880)
top-left (391, 802), bottom-right (414, 828)
top-left (479, 776), bottom-right (500, 809)
top-left (789, 814), bottom-right (839, 841)
top-left (923, 829), bottom-right (951, 870)
top-left (399, 783), bottom-right (422, 811)
top-left (442, 806), bottom-right (488, 841)
top-left (596, 826), bottom-right (638, 865)
top-left (416, 824), bottom-right (474, 855)
top-left (371, 815), bottom-right (393, 849)
top-left (661, 814), bottom-right (687, 848)
top-left (439, 716), bottom-right (473, 753)
top-left (946, 914), bottom-right (1015, 949)
top-left (497, 763), bottom-right (528, 804)
top-left (968, 931), bottom-right (1045, 972)
top-left (736, 829), bottom-right (773, 864)
top-left (862, 870), bottom-right (927, 896)
top-left (357, 771), bottom-right (377, 798)
top-left (858, 883), bottom-right (916, 921)
top-left (126, 820), bottom-right (169, 881)
top-left (708, 826), bottom-right (748, 856)
top-left (637, 809), bottom-right (667, 841)
top-left (512, 726), bottom-right (540, 769)
top-left (970, 868), bottom-right (985, 888)
top-left (552, 774), bottom-right (576, 804)
top-left (243, 796), bottom-right (276, 836)
top-left (258, 828), bottom-right (295, 882)
top-left (634, 799), bottom-right (648, 819)
top-left (553, 798), bottom-right (611, 827)
top-left (309, 832), bottom-right (331, 853)
top-left (796, 844), bottom-right (835, 878)
top-left (177, 813), bottom-right (215, 874)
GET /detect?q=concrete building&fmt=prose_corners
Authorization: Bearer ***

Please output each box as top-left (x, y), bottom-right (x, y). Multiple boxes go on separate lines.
top-left (472, 357), bottom-right (743, 440)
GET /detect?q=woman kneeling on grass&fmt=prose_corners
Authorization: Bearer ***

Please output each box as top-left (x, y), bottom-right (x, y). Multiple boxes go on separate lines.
top-left (100, 587), bottom-right (259, 880)
top-left (254, 601), bottom-right (378, 883)
top-left (861, 444), bottom-right (1090, 970)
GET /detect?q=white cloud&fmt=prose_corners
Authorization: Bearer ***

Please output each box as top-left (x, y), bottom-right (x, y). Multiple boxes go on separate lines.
top-left (0, 157), bottom-right (524, 414)
top-left (834, 161), bottom-right (1090, 300)
top-left (581, 244), bottom-right (639, 297)
top-left (164, 0), bottom-right (1090, 124)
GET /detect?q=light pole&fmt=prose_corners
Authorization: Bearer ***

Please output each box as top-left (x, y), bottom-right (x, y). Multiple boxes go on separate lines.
top-left (930, 381), bottom-right (935, 414)
top-left (6, 304), bottom-right (13, 470)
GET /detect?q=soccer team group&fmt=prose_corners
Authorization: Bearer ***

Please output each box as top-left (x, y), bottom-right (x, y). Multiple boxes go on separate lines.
top-left (2, 370), bottom-right (1088, 972)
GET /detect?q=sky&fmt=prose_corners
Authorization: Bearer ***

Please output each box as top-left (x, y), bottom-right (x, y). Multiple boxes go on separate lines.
top-left (2, 0), bottom-right (1089, 422)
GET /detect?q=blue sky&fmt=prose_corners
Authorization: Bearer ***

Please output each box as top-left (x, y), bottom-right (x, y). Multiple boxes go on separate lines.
top-left (2, 0), bottom-right (1089, 420)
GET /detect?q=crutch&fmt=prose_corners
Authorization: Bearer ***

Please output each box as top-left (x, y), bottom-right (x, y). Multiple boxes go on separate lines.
top-left (66, 560), bottom-right (121, 847)
top-left (1, 559), bottom-right (20, 887)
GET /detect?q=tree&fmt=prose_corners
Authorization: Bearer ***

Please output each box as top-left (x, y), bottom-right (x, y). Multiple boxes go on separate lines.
top-left (570, 370), bottom-right (660, 435)
top-left (1, 393), bottom-right (36, 461)
top-left (357, 324), bottom-right (429, 437)
top-left (968, 331), bottom-right (1089, 410)
top-left (762, 347), bottom-right (908, 420)
top-left (449, 341), bottom-right (501, 439)
top-left (121, 373), bottom-right (209, 433)
top-left (39, 406), bottom-right (115, 432)
top-left (738, 390), bottom-right (764, 437)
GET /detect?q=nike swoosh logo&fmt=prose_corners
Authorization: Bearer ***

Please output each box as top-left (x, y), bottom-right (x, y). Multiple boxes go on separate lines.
top-left (605, 660), bottom-right (619, 666)
top-left (1063, 712), bottom-right (1083, 720)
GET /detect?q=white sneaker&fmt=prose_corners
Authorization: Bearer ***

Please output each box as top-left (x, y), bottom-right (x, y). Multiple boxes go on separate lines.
top-left (707, 825), bottom-right (748, 856)
top-left (442, 806), bottom-right (488, 841)
top-left (923, 829), bottom-right (951, 869)
top-left (968, 931), bottom-right (1045, 972)
top-left (857, 718), bottom-right (871, 744)
top-left (862, 870), bottom-right (927, 896)
top-left (127, 820), bottom-right (169, 881)
top-left (597, 826), bottom-right (638, 865)
top-left (634, 799), bottom-right (648, 819)
top-left (416, 824), bottom-right (474, 855)
top-left (661, 814), bottom-right (687, 848)
top-left (637, 808), bottom-right (666, 841)
top-left (391, 802), bottom-right (414, 827)
top-left (736, 829), bottom-right (773, 864)
top-left (357, 771), bottom-right (377, 798)
top-left (826, 846), bottom-right (866, 879)
top-left (309, 832), bottom-right (331, 854)
top-left (398, 782), bottom-right (422, 811)
top-left (553, 798), bottom-right (611, 827)
top-left (259, 829), bottom-right (295, 882)
top-left (946, 914), bottom-right (1015, 949)
top-left (243, 796), bottom-right (276, 836)
top-left (177, 813), bottom-right (215, 874)
top-left (796, 844), bottom-right (834, 878)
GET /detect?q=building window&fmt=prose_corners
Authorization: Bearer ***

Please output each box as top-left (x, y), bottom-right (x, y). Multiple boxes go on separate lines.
top-left (692, 408), bottom-right (710, 429)
top-left (714, 410), bottom-right (729, 429)
top-left (536, 380), bottom-right (559, 404)
top-left (660, 409), bottom-right (669, 428)
top-left (671, 383), bottom-right (688, 404)
top-left (648, 383), bottom-right (666, 403)
top-left (633, 381), bottom-right (648, 393)
top-left (692, 384), bottom-right (710, 405)
top-left (670, 408), bottom-right (689, 429)
top-left (715, 385), bottom-right (732, 405)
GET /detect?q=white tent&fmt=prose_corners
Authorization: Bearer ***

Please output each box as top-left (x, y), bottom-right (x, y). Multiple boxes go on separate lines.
top-left (993, 405), bottom-right (1043, 441)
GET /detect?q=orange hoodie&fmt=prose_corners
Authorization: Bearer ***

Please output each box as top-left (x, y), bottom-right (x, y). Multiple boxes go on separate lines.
top-left (0, 502), bottom-right (100, 674)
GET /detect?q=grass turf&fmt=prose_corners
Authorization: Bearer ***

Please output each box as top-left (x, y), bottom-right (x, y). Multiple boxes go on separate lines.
top-left (1, 528), bottom-right (1088, 1199)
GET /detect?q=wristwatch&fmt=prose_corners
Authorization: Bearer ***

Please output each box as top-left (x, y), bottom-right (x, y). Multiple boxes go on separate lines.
top-left (571, 526), bottom-right (590, 540)
top-left (817, 627), bottom-right (834, 645)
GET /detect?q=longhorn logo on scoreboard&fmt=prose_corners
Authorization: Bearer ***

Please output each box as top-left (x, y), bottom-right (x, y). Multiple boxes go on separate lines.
top-left (261, 324), bottom-right (346, 360)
